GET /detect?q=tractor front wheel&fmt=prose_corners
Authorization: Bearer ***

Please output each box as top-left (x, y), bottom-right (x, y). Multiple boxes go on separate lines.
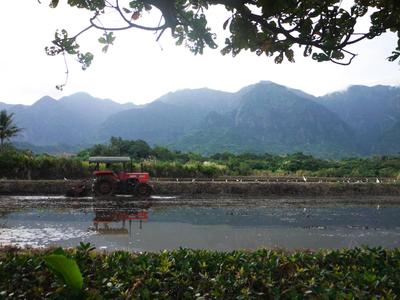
top-left (136, 183), bottom-right (152, 196)
top-left (94, 178), bottom-right (114, 197)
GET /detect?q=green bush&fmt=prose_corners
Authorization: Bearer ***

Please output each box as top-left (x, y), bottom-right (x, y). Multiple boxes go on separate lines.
top-left (0, 147), bottom-right (36, 179)
top-left (0, 148), bottom-right (90, 180)
top-left (3, 139), bottom-right (400, 179)
top-left (1, 246), bottom-right (399, 299)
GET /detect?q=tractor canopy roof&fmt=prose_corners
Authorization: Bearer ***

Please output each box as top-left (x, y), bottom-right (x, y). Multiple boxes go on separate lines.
top-left (89, 156), bottom-right (131, 163)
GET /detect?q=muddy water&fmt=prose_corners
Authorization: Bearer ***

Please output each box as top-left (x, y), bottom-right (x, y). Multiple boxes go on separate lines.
top-left (1, 196), bottom-right (400, 251)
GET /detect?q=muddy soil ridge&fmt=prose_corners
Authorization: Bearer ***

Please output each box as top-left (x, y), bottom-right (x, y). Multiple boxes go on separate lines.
top-left (1, 179), bottom-right (400, 197)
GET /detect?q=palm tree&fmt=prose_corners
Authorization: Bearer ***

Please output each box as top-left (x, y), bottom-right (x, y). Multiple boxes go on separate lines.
top-left (0, 110), bottom-right (22, 147)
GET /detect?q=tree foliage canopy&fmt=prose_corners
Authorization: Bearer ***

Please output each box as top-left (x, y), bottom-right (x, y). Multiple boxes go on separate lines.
top-left (45, 0), bottom-right (400, 76)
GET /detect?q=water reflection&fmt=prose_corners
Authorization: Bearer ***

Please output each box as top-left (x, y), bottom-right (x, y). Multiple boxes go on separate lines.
top-left (90, 209), bottom-right (148, 234)
top-left (1, 203), bottom-right (400, 251)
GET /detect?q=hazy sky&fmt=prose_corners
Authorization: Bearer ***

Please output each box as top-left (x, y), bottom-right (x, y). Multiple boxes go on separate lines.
top-left (0, 1), bottom-right (399, 105)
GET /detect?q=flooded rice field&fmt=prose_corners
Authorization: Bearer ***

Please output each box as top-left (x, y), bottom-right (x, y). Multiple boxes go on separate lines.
top-left (1, 196), bottom-right (400, 251)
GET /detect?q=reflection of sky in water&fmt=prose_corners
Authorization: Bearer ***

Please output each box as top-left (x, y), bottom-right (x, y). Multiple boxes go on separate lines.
top-left (1, 206), bottom-right (400, 251)
top-left (0, 226), bottom-right (95, 248)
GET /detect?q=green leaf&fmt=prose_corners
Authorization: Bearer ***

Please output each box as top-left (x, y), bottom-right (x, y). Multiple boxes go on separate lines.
top-left (52, 247), bottom-right (67, 256)
top-left (285, 49), bottom-right (295, 62)
top-left (331, 50), bottom-right (344, 60)
top-left (312, 52), bottom-right (330, 62)
top-left (106, 32), bottom-right (115, 44)
top-left (49, 0), bottom-right (59, 8)
top-left (44, 254), bottom-right (83, 291)
top-left (274, 52), bottom-right (283, 63)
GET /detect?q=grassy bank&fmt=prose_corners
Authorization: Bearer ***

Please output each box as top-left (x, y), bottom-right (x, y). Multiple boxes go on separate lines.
top-left (1, 246), bottom-right (399, 299)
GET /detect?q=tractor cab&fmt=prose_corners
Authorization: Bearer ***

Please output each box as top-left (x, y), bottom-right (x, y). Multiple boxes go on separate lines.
top-left (89, 156), bottom-right (151, 197)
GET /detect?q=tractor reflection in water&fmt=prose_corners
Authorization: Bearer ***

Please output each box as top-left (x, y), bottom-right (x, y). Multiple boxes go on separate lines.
top-left (90, 156), bottom-right (152, 197)
top-left (90, 209), bottom-right (149, 235)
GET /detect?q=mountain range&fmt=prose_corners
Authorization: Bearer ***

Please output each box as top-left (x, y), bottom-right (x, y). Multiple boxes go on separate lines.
top-left (1, 81), bottom-right (400, 157)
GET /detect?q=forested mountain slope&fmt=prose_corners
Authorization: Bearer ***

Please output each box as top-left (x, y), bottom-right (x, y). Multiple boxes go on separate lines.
top-left (2, 82), bottom-right (399, 157)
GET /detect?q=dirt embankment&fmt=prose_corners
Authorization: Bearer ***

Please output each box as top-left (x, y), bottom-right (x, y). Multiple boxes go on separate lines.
top-left (154, 181), bottom-right (400, 197)
top-left (0, 179), bottom-right (400, 197)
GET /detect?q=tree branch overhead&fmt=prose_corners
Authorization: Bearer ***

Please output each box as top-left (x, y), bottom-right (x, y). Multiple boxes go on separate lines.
top-left (45, 0), bottom-right (400, 70)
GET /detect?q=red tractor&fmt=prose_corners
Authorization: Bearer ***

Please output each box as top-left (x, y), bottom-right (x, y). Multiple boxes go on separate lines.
top-left (89, 156), bottom-right (152, 197)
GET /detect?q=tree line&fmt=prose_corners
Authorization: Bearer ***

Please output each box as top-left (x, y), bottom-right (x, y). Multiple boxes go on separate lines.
top-left (1, 137), bottom-right (400, 180)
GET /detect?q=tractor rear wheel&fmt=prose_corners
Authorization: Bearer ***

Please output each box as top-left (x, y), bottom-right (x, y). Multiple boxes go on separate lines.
top-left (136, 183), bottom-right (152, 196)
top-left (94, 178), bottom-right (115, 196)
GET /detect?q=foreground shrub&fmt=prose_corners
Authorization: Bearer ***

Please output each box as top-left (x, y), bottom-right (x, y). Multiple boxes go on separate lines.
top-left (1, 246), bottom-right (399, 299)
